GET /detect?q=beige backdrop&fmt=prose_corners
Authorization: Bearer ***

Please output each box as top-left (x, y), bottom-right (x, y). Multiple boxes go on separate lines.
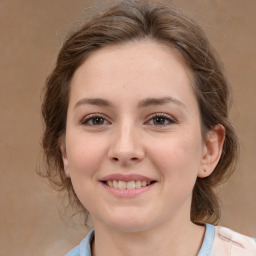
top-left (0, 0), bottom-right (255, 255)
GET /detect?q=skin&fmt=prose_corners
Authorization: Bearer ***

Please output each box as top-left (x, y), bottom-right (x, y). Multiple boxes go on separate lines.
top-left (61, 40), bottom-right (224, 256)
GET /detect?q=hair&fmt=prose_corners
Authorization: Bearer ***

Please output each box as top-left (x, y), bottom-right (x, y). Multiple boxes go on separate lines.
top-left (41, 0), bottom-right (239, 225)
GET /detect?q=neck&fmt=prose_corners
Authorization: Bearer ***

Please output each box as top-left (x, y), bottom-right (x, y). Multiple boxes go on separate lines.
top-left (91, 217), bottom-right (205, 256)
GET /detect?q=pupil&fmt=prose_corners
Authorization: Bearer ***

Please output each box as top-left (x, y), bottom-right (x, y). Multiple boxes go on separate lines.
top-left (93, 117), bottom-right (104, 125)
top-left (154, 117), bottom-right (165, 125)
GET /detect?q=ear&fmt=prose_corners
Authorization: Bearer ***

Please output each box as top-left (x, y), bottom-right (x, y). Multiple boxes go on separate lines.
top-left (198, 124), bottom-right (225, 178)
top-left (60, 139), bottom-right (70, 178)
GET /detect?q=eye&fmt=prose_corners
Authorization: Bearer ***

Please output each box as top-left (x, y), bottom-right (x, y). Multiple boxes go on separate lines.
top-left (146, 114), bottom-right (176, 126)
top-left (81, 114), bottom-right (110, 126)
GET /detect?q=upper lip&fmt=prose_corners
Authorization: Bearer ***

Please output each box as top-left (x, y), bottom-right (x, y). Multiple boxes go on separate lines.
top-left (100, 174), bottom-right (155, 182)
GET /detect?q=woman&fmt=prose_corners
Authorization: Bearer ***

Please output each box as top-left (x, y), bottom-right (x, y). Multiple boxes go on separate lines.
top-left (41, 1), bottom-right (256, 255)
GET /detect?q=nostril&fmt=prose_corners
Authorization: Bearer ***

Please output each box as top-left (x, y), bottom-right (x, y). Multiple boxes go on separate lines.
top-left (111, 157), bottom-right (138, 162)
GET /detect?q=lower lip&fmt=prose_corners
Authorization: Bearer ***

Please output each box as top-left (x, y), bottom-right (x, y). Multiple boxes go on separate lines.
top-left (101, 182), bottom-right (155, 197)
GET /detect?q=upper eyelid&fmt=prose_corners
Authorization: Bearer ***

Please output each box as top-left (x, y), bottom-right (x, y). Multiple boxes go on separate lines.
top-left (80, 113), bottom-right (111, 124)
top-left (79, 112), bottom-right (177, 124)
top-left (145, 113), bottom-right (176, 122)
top-left (148, 113), bottom-right (173, 118)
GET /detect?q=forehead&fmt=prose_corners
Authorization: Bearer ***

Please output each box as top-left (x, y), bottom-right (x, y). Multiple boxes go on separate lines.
top-left (69, 40), bottom-right (195, 105)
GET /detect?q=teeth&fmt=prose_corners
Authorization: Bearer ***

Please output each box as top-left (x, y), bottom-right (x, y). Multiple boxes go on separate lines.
top-left (113, 180), bottom-right (118, 188)
top-left (107, 180), bottom-right (113, 187)
top-left (118, 181), bottom-right (126, 189)
top-left (135, 180), bottom-right (141, 188)
top-left (105, 180), bottom-right (152, 189)
top-left (127, 181), bottom-right (135, 190)
top-left (141, 181), bottom-right (147, 187)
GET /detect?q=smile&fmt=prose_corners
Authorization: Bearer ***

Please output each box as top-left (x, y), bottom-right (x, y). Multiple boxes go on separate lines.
top-left (104, 180), bottom-right (154, 190)
top-left (100, 174), bottom-right (157, 196)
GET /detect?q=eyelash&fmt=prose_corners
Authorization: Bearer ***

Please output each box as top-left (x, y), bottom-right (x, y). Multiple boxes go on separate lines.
top-left (146, 113), bottom-right (176, 126)
top-left (80, 114), bottom-right (109, 126)
top-left (80, 113), bottom-right (176, 127)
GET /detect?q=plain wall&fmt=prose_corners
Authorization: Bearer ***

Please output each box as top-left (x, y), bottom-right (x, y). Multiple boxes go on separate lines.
top-left (0, 0), bottom-right (255, 255)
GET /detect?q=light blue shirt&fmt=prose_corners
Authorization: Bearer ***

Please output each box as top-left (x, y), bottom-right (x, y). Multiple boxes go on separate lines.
top-left (66, 223), bottom-right (215, 256)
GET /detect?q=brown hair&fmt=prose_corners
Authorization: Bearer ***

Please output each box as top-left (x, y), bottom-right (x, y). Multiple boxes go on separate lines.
top-left (41, 0), bottom-right (238, 225)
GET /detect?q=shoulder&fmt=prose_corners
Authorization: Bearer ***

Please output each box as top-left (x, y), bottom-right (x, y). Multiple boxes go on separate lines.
top-left (211, 225), bottom-right (256, 256)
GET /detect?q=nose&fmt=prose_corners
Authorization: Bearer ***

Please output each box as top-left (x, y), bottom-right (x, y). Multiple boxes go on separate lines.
top-left (108, 120), bottom-right (145, 165)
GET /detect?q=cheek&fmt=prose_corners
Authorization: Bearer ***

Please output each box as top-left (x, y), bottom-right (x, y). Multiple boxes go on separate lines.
top-left (65, 134), bottom-right (109, 209)
top-left (148, 132), bottom-right (203, 182)
top-left (66, 133), bottom-right (108, 176)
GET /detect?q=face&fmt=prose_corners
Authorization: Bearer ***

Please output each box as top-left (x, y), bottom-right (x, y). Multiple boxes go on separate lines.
top-left (61, 40), bottom-right (213, 233)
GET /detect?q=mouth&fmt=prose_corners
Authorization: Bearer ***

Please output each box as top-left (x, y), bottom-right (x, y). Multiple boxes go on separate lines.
top-left (102, 180), bottom-right (156, 190)
top-left (100, 174), bottom-right (157, 194)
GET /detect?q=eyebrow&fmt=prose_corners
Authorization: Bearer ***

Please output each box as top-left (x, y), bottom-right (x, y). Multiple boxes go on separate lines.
top-left (74, 96), bottom-right (186, 110)
top-left (74, 98), bottom-right (114, 109)
top-left (138, 97), bottom-right (186, 109)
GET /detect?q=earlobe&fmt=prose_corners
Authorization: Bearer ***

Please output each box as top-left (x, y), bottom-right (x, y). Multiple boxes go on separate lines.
top-left (198, 124), bottom-right (225, 178)
top-left (60, 143), bottom-right (70, 177)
